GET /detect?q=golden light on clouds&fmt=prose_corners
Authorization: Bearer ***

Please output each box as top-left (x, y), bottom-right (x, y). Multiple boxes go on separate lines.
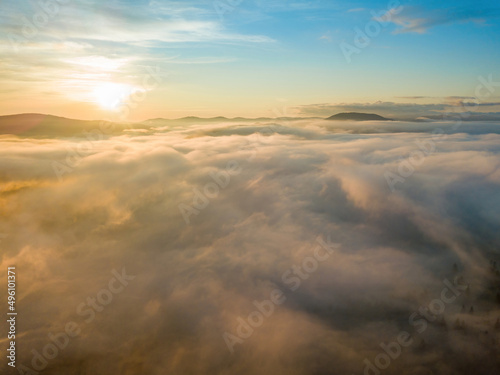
top-left (1, 0), bottom-right (500, 373)
top-left (65, 56), bottom-right (128, 72)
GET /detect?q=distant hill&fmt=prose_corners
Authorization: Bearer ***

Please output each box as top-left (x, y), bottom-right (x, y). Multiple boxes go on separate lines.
top-left (0, 114), bottom-right (318, 137)
top-left (142, 116), bottom-right (318, 124)
top-left (0, 113), bottom-right (94, 137)
top-left (326, 112), bottom-right (392, 121)
top-left (0, 112), bottom-right (399, 138)
top-left (0, 113), bottom-right (140, 138)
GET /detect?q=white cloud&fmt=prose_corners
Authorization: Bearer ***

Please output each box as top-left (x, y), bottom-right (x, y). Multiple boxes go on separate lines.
top-left (0, 117), bottom-right (499, 373)
top-left (385, 6), bottom-right (500, 34)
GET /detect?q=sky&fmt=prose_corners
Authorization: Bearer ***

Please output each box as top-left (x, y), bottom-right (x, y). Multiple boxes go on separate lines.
top-left (1, 3), bottom-right (500, 374)
top-left (0, 0), bottom-right (500, 120)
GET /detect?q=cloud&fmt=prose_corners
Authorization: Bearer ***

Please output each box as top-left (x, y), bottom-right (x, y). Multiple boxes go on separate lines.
top-left (293, 100), bottom-right (500, 121)
top-left (386, 6), bottom-right (500, 34)
top-left (0, 0), bottom-right (274, 110)
top-left (348, 8), bottom-right (366, 13)
top-left (0, 0), bottom-right (275, 46)
top-left (1, 117), bottom-right (500, 374)
top-left (396, 96), bottom-right (433, 100)
top-left (319, 33), bottom-right (333, 42)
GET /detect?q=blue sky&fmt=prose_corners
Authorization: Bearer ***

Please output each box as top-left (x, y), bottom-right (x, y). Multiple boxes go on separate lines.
top-left (0, 0), bottom-right (499, 119)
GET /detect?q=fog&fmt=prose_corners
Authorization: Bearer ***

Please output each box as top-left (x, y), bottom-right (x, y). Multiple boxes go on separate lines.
top-left (0, 118), bottom-right (499, 374)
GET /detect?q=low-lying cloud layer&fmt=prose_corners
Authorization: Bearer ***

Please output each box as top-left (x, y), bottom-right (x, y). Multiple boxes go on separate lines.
top-left (1, 118), bottom-right (499, 374)
top-left (294, 100), bottom-right (500, 121)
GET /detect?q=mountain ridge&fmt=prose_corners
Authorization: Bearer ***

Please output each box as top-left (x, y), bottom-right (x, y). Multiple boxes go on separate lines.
top-left (326, 112), bottom-right (393, 121)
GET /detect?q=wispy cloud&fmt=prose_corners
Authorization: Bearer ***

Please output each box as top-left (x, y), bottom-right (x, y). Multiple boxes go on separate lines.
top-left (294, 100), bottom-right (500, 120)
top-left (348, 8), bottom-right (366, 13)
top-left (0, 0), bottom-right (274, 116)
top-left (386, 6), bottom-right (500, 34)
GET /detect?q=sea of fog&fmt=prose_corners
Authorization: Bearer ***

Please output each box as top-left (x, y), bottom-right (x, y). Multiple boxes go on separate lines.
top-left (0, 118), bottom-right (499, 374)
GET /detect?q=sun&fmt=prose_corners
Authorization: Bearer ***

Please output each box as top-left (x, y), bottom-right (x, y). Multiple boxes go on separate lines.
top-left (92, 82), bottom-right (135, 111)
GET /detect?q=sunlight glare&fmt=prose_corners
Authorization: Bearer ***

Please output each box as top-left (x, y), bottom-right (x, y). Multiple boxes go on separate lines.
top-left (92, 82), bottom-right (136, 111)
